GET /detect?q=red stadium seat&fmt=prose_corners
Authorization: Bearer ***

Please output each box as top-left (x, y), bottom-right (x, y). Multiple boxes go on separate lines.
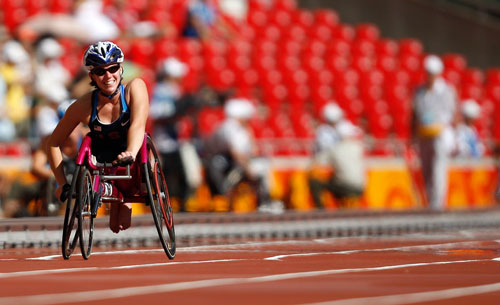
top-left (279, 40), bottom-right (303, 57)
top-left (248, 9), bottom-right (268, 30)
top-left (442, 53), bottom-right (467, 72)
top-left (361, 69), bottom-right (385, 87)
top-left (254, 56), bottom-right (277, 78)
top-left (288, 83), bottom-right (310, 106)
top-left (204, 55), bottom-right (227, 73)
top-left (302, 56), bottom-right (325, 74)
top-left (202, 40), bottom-right (227, 58)
top-left (399, 38), bottom-right (423, 56)
top-left (360, 84), bottom-right (384, 102)
top-left (376, 39), bottom-right (399, 57)
top-left (228, 55), bottom-right (251, 74)
top-left (283, 68), bottom-right (308, 85)
top-left (337, 68), bottom-right (360, 86)
top-left (303, 40), bottom-right (327, 57)
top-left (376, 55), bottom-right (398, 74)
top-left (351, 56), bottom-right (375, 73)
top-left (227, 40), bottom-right (252, 57)
top-left (485, 84), bottom-right (500, 102)
top-left (313, 9), bottom-right (340, 29)
top-left (292, 9), bottom-right (315, 30)
top-left (274, 0), bottom-right (298, 12)
top-left (486, 68), bottom-right (500, 85)
top-left (128, 38), bottom-right (154, 67)
top-left (50, 0), bottom-right (73, 14)
top-left (386, 69), bottom-right (411, 86)
top-left (197, 107), bottom-right (225, 138)
top-left (268, 10), bottom-right (292, 30)
top-left (325, 54), bottom-right (350, 75)
top-left (460, 84), bottom-right (483, 100)
top-left (4, 7), bottom-right (28, 32)
top-left (277, 55), bottom-right (301, 74)
top-left (351, 39), bottom-right (376, 57)
top-left (326, 40), bottom-right (351, 58)
top-left (399, 54), bottom-right (421, 74)
top-left (333, 23), bottom-right (355, 42)
top-left (27, 0), bottom-right (47, 16)
top-left (154, 38), bottom-right (178, 62)
top-left (310, 70), bottom-right (334, 86)
top-left (253, 40), bottom-right (277, 57)
top-left (442, 69), bottom-right (461, 88)
top-left (461, 68), bottom-right (484, 85)
top-left (355, 23), bottom-right (380, 41)
top-left (282, 24), bottom-right (308, 42)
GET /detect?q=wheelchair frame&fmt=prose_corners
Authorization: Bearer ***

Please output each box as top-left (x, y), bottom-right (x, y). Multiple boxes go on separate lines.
top-left (61, 133), bottom-right (175, 260)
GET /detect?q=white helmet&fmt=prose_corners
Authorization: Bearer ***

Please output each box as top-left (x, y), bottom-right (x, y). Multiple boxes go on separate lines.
top-left (461, 99), bottom-right (481, 119)
top-left (323, 102), bottom-right (344, 123)
top-left (83, 41), bottom-right (124, 71)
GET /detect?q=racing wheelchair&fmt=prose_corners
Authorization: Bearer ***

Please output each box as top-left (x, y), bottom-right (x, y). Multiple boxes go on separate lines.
top-left (61, 133), bottom-right (175, 260)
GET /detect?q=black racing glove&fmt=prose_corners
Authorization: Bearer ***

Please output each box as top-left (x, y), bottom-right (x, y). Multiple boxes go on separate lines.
top-left (60, 183), bottom-right (71, 202)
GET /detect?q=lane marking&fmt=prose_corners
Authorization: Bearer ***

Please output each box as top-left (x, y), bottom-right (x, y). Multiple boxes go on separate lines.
top-left (302, 282), bottom-right (500, 305)
top-left (0, 259), bottom-right (244, 279)
top-left (0, 258), bottom-right (496, 305)
top-left (23, 240), bottom-right (323, 261)
top-left (21, 239), bottom-right (492, 261)
top-left (264, 240), bottom-right (493, 261)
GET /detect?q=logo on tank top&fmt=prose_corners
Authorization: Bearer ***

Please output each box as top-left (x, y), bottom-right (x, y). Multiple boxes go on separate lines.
top-left (94, 125), bottom-right (101, 131)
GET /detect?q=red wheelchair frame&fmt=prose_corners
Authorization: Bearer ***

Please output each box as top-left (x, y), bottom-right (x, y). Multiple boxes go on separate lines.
top-left (61, 133), bottom-right (175, 260)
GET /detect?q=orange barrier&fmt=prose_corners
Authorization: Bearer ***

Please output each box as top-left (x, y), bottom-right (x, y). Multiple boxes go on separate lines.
top-left (1, 157), bottom-right (497, 216)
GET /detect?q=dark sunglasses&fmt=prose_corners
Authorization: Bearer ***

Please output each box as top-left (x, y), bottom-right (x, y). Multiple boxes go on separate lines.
top-left (91, 65), bottom-right (120, 76)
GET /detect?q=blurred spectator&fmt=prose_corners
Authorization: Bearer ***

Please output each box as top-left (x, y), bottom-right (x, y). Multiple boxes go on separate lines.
top-left (182, 0), bottom-right (235, 41)
top-left (218, 0), bottom-right (248, 23)
top-left (0, 73), bottom-right (16, 142)
top-left (412, 54), bottom-right (458, 211)
top-left (202, 98), bottom-right (282, 213)
top-left (0, 40), bottom-right (32, 138)
top-left (33, 37), bottom-right (71, 96)
top-left (75, 0), bottom-right (120, 42)
top-left (150, 57), bottom-right (200, 211)
top-left (452, 99), bottom-right (484, 158)
top-left (2, 91), bottom-right (81, 218)
top-left (308, 102), bottom-right (366, 209)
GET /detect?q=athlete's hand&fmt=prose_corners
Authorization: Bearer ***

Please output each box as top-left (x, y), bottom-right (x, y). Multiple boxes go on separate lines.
top-left (114, 151), bottom-right (135, 166)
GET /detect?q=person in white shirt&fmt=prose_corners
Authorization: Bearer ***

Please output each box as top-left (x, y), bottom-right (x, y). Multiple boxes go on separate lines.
top-left (309, 102), bottom-right (366, 208)
top-left (203, 98), bottom-right (280, 212)
top-left (453, 99), bottom-right (484, 158)
top-left (412, 54), bottom-right (458, 211)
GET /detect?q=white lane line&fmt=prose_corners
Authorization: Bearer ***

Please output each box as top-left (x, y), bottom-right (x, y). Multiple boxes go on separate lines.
top-left (27, 249), bottom-right (165, 261)
top-left (24, 239), bottom-right (323, 261)
top-left (0, 258), bottom-right (496, 305)
top-left (302, 282), bottom-right (500, 305)
top-left (0, 259), bottom-right (244, 279)
top-left (264, 240), bottom-right (492, 261)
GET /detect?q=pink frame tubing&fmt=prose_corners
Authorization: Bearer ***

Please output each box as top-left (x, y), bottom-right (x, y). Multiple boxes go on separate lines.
top-left (73, 133), bottom-right (150, 201)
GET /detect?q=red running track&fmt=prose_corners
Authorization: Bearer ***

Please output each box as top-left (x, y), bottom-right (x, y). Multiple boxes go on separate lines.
top-left (1, 228), bottom-right (500, 305)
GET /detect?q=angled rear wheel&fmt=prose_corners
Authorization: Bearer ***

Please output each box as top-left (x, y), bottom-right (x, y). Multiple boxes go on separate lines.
top-left (61, 166), bottom-right (80, 259)
top-left (144, 135), bottom-right (175, 259)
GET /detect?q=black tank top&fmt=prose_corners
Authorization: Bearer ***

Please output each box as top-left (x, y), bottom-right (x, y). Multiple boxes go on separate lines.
top-left (88, 85), bottom-right (131, 163)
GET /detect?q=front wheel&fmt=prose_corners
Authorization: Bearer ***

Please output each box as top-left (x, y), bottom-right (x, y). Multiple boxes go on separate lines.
top-left (144, 135), bottom-right (176, 259)
top-left (76, 165), bottom-right (95, 260)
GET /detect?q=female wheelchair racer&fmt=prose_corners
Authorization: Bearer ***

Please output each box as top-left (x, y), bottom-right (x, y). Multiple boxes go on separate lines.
top-left (47, 41), bottom-right (175, 259)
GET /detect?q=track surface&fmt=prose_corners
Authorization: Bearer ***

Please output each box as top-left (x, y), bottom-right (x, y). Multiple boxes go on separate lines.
top-left (1, 228), bottom-right (500, 305)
